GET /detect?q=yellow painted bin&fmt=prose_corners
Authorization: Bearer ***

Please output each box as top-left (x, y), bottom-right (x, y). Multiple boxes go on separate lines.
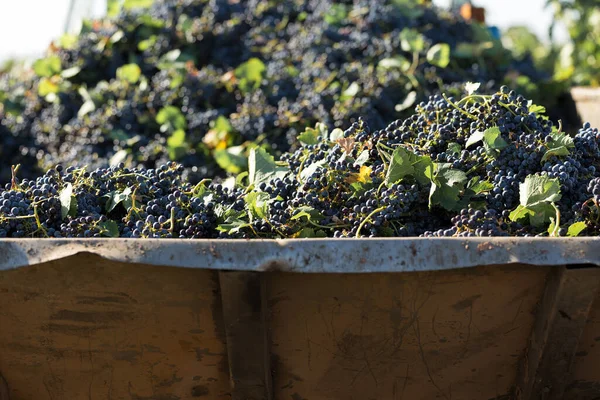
top-left (0, 238), bottom-right (599, 400)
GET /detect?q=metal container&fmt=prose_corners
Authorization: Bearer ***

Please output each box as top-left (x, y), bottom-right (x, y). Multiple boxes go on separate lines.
top-left (571, 87), bottom-right (600, 129)
top-left (1, 238), bottom-right (599, 400)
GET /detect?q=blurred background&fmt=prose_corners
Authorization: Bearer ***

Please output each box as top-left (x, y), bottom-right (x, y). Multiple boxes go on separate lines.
top-left (0, 0), bottom-right (569, 62)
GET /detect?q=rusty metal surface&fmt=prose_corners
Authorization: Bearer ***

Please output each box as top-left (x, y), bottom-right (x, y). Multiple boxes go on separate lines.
top-left (1, 238), bottom-right (600, 273)
top-left (0, 253), bottom-right (230, 400)
top-left (268, 264), bottom-right (549, 400)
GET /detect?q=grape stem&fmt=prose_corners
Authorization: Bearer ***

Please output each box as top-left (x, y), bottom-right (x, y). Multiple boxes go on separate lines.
top-left (355, 206), bottom-right (386, 238)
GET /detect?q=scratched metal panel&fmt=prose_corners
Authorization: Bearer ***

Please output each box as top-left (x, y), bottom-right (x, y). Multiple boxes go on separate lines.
top-left (1, 238), bottom-right (600, 273)
top-left (0, 253), bottom-right (230, 400)
top-left (268, 265), bottom-right (548, 400)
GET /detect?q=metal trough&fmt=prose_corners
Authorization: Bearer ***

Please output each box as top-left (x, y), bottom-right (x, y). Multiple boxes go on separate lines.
top-left (1, 238), bottom-right (599, 400)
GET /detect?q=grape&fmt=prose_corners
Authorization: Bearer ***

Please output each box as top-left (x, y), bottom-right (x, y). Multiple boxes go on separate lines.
top-left (0, 0), bottom-right (550, 183)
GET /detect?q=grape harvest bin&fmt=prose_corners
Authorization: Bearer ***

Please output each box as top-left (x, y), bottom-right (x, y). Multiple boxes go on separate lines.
top-left (571, 87), bottom-right (600, 131)
top-left (1, 238), bottom-right (600, 400)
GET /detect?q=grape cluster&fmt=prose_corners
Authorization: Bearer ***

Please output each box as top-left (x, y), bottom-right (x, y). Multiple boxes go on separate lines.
top-left (1, 87), bottom-right (599, 239)
top-left (0, 0), bottom-right (550, 183)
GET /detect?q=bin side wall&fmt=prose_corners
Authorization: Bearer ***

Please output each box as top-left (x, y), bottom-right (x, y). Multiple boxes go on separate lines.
top-left (568, 289), bottom-right (600, 399)
top-left (268, 264), bottom-right (548, 400)
top-left (0, 253), bottom-right (230, 400)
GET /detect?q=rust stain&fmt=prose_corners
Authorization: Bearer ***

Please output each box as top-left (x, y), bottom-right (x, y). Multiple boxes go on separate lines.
top-left (191, 385), bottom-right (209, 397)
top-left (49, 309), bottom-right (134, 323)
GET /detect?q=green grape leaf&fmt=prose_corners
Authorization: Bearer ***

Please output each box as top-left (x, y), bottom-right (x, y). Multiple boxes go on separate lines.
top-left (542, 146), bottom-right (570, 161)
top-left (324, 4), bottom-right (349, 26)
top-left (109, 149), bottom-right (129, 166)
top-left (399, 29), bottom-right (425, 52)
top-left (297, 128), bottom-right (320, 145)
top-left (248, 147), bottom-right (289, 186)
top-left (427, 163), bottom-right (468, 210)
top-left (384, 147), bottom-right (433, 186)
top-left (385, 147), bottom-right (414, 185)
top-left (156, 106), bottom-right (187, 132)
top-left (542, 130), bottom-right (575, 161)
top-left (105, 187), bottom-right (133, 213)
top-left (216, 220), bottom-right (252, 234)
top-left (123, 0), bottom-right (154, 10)
top-left (98, 220), bottom-right (120, 237)
top-left (300, 159), bottom-right (327, 183)
top-left (528, 102), bottom-right (546, 114)
top-left (61, 66), bottom-right (81, 79)
top-left (38, 78), bottom-right (59, 97)
top-left (59, 183), bottom-right (73, 220)
top-left (214, 146), bottom-right (247, 174)
top-left (329, 128), bottom-right (344, 142)
top-left (395, 91), bottom-right (417, 112)
top-left (355, 149), bottom-right (370, 166)
top-left (234, 58), bottom-right (266, 93)
top-left (378, 56), bottom-right (411, 71)
top-left (166, 129), bottom-right (189, 160)
top-left (447, 142), bottom-right (461, 156)
top-left (467, 177), bottom-right (494, 194)
top-left (465, 126), bottom-right (507, 156)
top-left (509, 174), bottom-right (562, 228)
top-left (567, 221), bottom-right (587, 237)
top-left (520, 174), bottom-right (561, 207)
top-left (340, 82), bottom-right (360, 102)
top-left (116, 63), bottom-right (142, 83)
top-left (58, 34), bottom-right (78, 49)
top-left (465, 82), bottom-right (481, 95)
top-left (290, 206), bottom-right (324, 222)
top-left (245, 191), bottom-right (270, 221)
top-left (426, 43), bottom-right (451, 68)
top-left (33, 56), bottom-right (62, 77)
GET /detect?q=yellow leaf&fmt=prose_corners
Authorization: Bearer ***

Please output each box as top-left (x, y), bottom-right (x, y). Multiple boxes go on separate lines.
top-left (357, 165), bottom-right (372, 183)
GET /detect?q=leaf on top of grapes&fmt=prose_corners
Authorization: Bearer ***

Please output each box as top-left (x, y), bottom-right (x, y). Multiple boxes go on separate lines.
top-left (298, 126), bottom-right (321, 145)
top-left (427, 163), bottom-right (468, 211)
top-left (465, 82), bottom-right (480, 95)
top-left (105, 187), bottom-right (132, 213)
top-left (59, 183), bottom-right (73, 220)
top-left (248, 147), bottom-right (289, 186)
top-left (355, 149), bottom-right (370, 166)
top-left (509, 174), bottom-right (562, 228)
top-left (234, 58), bottom-right (266, 93)
top-left (116, 63), bottom-right (142, 83)
top-left (123, 0), bottom-right (154, 10)
top-left (214, 146), bottom-right (247, 174)
top-left (156, 106), bottom-right (187, 132)
top-left (337, 137), bottom-right (355, 154)
top-left (426, 43), bottom-right (451, 68)
top-left (33, 56), bottom-right (62, 78)
top-left (465, 126), bottom-right (507, 156)
top-left (99, 220), bottom-right (120, 237)
top-left (291, 206), bottom-right (324, 222)
top-left (542, 130), bottom-right (574, 162)
top-left (395, 91), bottom-right (417, 112)
top-left (245, 191), bottom-right (270, 221)
top-left (519, 174), bottom-right (561, 207)
top-left (329, 128), bottom-right (344, 142)
top-left (399, 28), bottom-right (425, 53)
top-left (567, 221), bottom-right (587, 237)
top-left (166, 129), bottom-right (189, 160)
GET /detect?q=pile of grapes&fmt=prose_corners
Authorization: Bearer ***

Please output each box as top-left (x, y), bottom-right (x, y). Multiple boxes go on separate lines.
top-left (2, 86), bottom-right (599, 239)
top-left (0, 0), bottom-right (548, 183)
